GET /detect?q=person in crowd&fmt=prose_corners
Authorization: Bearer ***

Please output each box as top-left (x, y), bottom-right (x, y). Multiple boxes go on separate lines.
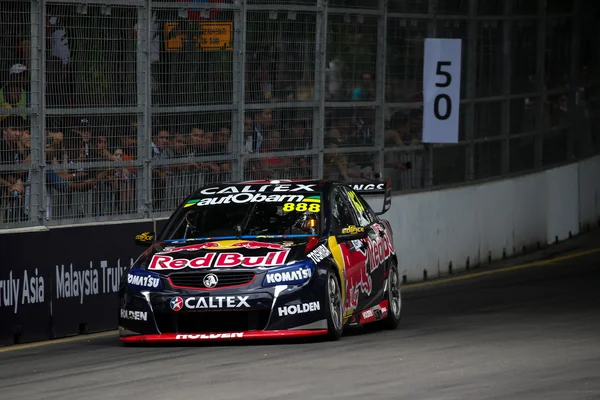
top-left (90, 134), bottom-right (114, 162)
top-left (0, 116), bottom-right (28, 221)
top-left (68, 117), bottom-right (93, 158)
top-left (242, 114), bottom-right (255, 154)
top-left (0, 116), bottom-right (26, 197)
top-left (0, 64), bottom-right (30, 121)
top-left (323, 127), bottom-right (380, 181)
top-left (167, 132), bottom-right (196, 176)
top-left (351, 71), bottom-right (376, 101)
top-left (281, 120), bottom-right (312, 179)
top-left (151, 127), bottom-right (172, 211)
top-left (189, 126), bottom-right (220, 178)
top-left (253, 108), bottom-right (273, 154)
top-left (260, 130), bottom-right (289, 179)
top-left (213, 126), bottom-right (233, 181)
top-left (113, 147), bottom-right (134, 213)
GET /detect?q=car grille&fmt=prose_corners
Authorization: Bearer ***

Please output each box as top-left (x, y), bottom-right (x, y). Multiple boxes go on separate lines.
top-left (155, 310), bottom-right (270, 334)
top-left (169, 271), bottom-right (256, 289)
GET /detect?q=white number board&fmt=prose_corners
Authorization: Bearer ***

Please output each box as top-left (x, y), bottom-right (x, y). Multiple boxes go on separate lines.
top-left (422, 38), bottom-right (463, 144)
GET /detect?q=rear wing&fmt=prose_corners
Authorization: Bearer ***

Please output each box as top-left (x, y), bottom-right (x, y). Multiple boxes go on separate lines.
top-left (347, 178), bottom-right (392, 215)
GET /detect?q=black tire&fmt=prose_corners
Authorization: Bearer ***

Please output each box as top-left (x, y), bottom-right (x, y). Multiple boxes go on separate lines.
top-left (324, 269), bottom-right (344, 341)
top-left (370, 261), bottom-right (402, 330)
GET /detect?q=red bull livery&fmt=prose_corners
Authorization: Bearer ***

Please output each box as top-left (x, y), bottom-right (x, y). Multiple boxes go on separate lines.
top-left (119, 179), bottom-right (402, 344)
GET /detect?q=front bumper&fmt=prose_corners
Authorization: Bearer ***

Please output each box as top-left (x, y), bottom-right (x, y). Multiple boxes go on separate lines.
top-left (118, 267), bottom-right (329, 341)
top-left (120, 329), bottom-right (328, 343)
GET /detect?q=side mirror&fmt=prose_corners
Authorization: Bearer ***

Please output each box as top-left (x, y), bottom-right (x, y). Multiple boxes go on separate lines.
top-left (336, 225), bottom-right (368, 241)
top-left (135, 231), bottom-right (155, 247)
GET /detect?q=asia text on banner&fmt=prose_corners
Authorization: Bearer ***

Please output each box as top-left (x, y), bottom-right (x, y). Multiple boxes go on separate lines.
top-left (422, 38), bottom-right (463, 144)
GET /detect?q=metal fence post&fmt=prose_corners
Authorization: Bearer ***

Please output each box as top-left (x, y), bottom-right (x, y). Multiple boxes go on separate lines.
top-left (501, 0), bottom-right (514, 174)
top-left (568, 0), bottom-right (582, 160)
top-left (424, 0), bottom-right (437, 187)
top-left (232, 0), bottom-right (246, 182)
top-left (28, 0), bottom-right (45, 227)
top-left (140, 0), bottom-right (152, 217)
top-left (374, 0), bottom-right (387, 178)
top-left (464, 0), bottom-right (477, 181)
top-left (534, 0), bottom-right (547, 168)
top-left (313, 0), bottom-right (327, 179)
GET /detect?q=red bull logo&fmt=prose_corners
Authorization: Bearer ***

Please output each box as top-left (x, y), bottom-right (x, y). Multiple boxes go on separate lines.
top-left (148, 249), bottom-right (291, 270)
top-left (159, 240), bottom-right (291, 254)
top-left (230, 241), bottom-right (289, 251)
top-left (161, 242), bottom-right (222, 253)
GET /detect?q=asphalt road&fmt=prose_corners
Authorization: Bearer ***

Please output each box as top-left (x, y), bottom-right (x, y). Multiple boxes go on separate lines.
top-left (1, 241), bottom-right (600, 400)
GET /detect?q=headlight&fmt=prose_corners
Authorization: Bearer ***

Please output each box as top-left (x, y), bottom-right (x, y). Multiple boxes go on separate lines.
top-left (262, 260), bottom-right (314, 287)
top-left (127, 268), bottom-right (163, 291)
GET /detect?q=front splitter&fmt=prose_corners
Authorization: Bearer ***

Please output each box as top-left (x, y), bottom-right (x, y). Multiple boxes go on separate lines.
top-left (120, 329), bottom-right (328, 343)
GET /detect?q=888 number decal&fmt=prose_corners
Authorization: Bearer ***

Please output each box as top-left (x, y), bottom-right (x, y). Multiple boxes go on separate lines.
top-left (282, 203), bottom-right (321, 213)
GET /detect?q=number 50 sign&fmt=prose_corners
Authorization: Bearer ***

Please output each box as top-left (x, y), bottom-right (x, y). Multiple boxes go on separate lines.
top-left (422, 38), bottom-right (462, 143)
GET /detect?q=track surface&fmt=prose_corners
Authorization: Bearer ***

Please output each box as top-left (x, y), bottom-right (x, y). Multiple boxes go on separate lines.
top-left (1, 239), bottom-right (600, 400)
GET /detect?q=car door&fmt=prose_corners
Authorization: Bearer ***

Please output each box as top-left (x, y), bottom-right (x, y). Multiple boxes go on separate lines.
top-left (327, 185), bottom-right (368, 323)
top-left (340, 186), bottom-right (388, 308)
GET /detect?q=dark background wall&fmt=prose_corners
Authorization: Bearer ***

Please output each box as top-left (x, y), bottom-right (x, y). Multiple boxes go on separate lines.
top-left (0, 220), bottom-right (167, 346)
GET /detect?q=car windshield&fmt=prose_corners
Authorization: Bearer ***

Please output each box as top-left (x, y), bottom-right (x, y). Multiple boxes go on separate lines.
top-left (162, 193), bottom-right (322, 240)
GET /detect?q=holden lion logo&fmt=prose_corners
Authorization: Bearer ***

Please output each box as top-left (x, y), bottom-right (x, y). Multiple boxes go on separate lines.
top-left (170, 296), bottom-right (184, 311)
top-left (203, 273), bottom-right (218, 288)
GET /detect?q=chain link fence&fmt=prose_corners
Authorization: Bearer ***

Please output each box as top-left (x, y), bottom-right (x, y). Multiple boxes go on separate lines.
top-left (1, 0), bottom-right (599, 229)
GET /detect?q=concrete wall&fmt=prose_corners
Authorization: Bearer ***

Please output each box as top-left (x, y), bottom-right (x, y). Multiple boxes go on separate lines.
top-left (369, 154), bottom-right (600, 283)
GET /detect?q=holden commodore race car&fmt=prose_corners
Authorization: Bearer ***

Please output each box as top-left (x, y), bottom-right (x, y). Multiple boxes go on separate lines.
top-left (119, 179), bottom-right (401, 343)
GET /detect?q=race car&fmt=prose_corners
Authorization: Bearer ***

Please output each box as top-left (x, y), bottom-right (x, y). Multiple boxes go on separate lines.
top-left (119, 179), bottom-right (401, 343)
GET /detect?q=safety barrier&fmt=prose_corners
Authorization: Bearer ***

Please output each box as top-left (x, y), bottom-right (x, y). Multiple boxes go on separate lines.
top-left (366, 153), bottom-right (600, 282)
top-left (1, 154), bottom-right (599, 346)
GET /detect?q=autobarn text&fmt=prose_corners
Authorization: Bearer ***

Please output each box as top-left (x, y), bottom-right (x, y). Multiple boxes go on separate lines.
top-left (194, 194), bottom-right (306, 206)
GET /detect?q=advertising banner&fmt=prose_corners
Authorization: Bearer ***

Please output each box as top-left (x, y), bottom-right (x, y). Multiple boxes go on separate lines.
top-left (0, 231), bottom-right (52, 346)
top-left (0, 220), bottom-right (155, 345)
top-left (49, 222), bottom-right (154, 337)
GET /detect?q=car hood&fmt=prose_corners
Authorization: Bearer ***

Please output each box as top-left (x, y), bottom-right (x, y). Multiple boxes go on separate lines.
top-left (136, 237), bottom-right (315, 274)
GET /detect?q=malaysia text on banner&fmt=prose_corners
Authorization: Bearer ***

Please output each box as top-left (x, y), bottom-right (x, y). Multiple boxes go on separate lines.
top-left (422, 38), bottom-right (463, 144)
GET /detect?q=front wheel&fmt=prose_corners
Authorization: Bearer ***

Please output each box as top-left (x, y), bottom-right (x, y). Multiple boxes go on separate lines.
top-left (325, 269), bottom-right (344, 341)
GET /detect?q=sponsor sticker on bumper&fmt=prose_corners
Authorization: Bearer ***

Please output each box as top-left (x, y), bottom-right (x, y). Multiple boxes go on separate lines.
top-left (161, 294), bottom-right (272, 312)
